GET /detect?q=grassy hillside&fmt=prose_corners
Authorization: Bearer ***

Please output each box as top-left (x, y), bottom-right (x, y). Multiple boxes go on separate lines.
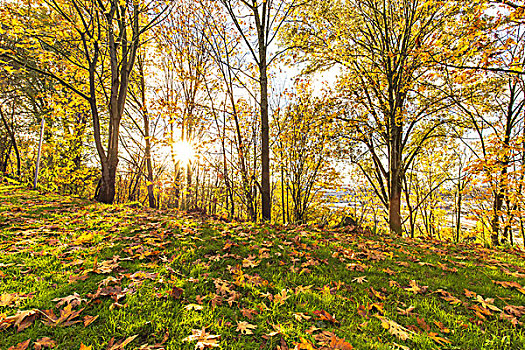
top-left (1, 181), bottom-right (524, 349)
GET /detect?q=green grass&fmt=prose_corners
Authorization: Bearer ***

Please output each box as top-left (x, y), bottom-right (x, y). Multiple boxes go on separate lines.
top-left (1, 181), bottom-right (525, 349)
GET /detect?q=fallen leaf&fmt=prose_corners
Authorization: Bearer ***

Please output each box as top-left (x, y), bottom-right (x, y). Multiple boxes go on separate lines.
top-left (313, 309), bottom-right (339, 324)
top-left (427, 332), bottom-right (452, 345)
top-left (106, 335), bottom-right (138, 350)
top-left (182, 328), bottom-right (220, 349)
top-left (52, 293), bottom-right (86, 308)
top-left (240, 308), bottom-right (256, 319)
top-left (168, 287), bottom-right (184, 299)
top-left (464, 289), bottom-right (477, 298)
top-left (294, 338), bottom-right (316, 350)
top-left (83, 315), bottom-right (99, 327)
top-left (416, 317), bottom-right (431, 331)
top-left (329, 335), bottom-right (354, 350)
top-left (0, 293), bottom-right (18, 307)
top-left (352, 276), bottom-right (368, 284)
top-left (184, 304), bottom-right (203, 311)
top-left (8, 339), bottom-right (31, 350)
top-left (405, 280), bottom-right (427, 294)
top-left (397, 306), bottom-right (416, 316)
top-left (236, 321), bottom-right (257, 335)
top-left (293, 312), bottom-right (312, 322)
top-left (474, 295), bottom-right (501, 312)
top-left (376, 315), bottom-right (412, 340)
top-left (34, 337), bottom-right (56, 350)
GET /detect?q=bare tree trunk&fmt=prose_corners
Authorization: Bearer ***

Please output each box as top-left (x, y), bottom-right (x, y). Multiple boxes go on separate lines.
top-left (95, 0), bottom-right (141, 204)
top-left (0, 105), bottom-right (21, 177)
top-left (138, 56), bottom-right (156, 208)
top-left (389, 122), bottom-right (403, 235)
top-left (456, 181), bottom-right (463, 242)
top-left (259, 57), bottom-right (271, 221)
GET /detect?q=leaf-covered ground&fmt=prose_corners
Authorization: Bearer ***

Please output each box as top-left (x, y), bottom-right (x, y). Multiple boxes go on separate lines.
top-left (1, 181), bottom-right (525, 350)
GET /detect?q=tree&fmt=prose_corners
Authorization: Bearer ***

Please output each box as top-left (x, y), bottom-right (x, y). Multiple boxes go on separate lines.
top-left (285, 0), bottom-right (459, 234)
top-left (215, 0), bottom-right (299, 221)
top-left (274, 79), bottom-right (339, 223)
top-left (1, 0), bottom-right (170, 203)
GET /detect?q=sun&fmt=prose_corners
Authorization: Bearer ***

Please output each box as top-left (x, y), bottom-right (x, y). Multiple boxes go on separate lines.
top-left (173, 140), bottom-right (195, 165)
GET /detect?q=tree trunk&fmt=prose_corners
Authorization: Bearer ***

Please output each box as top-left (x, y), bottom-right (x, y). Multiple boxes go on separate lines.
top-left (0, 106), bottom-right (21, 177)
top-left (139, 58), bottom-right (156, 209)
top-left (97, 162), bottom-right (117, 203)
top-left (456, 183), bottom-right (462, 242)
top-left (256, 6), bottom-right (271, 222)
top-left (94, 1), bottom-right (140, 204)
top-left (389, 123), bottom-right (403, 235)
top-left (259, 58), bottom-right (271, 221)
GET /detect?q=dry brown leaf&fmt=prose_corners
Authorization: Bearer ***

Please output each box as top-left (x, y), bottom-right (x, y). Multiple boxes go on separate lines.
top-left (83, 315), bottom-right (99, 327)
top-left (352, 276), bottom-right (368, 284)
top-left (8, 339), bottom-right (31, 350)
top-left (313, 310), bottom-right (339, 324)
top-left (52, 293), bottom-right (86, 308)
top-left (34, 337), bottom-right (56, 350)
top-left (182, 328), bottom-right (220, 349)
top-left (0, 293), bottom-right (18, 307)
top-left (375, 315), bottom-right (412, 341)
top-left (236, 321), bottom-right (257, 335)
top-left (106, 335), bottom-right (138, 350)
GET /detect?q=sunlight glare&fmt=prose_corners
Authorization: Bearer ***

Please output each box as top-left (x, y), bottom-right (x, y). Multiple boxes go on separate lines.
top-left (174, 140), bottom-right (195, 165)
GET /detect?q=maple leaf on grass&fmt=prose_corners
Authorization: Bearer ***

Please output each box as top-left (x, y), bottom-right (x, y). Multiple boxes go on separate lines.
top-left (0, 293), bottom-right (18, 307)
top-left (7, 339), bottom-right (30, 350)
top-left (183, 328), bottom-right (220, 349)
top-left (240, 307), bottom-right (257, 319)
top-left (313, 310), bottom-right (339, 324)
top-left (274, 289), bottom-right (291, 305)
top-left (504, 305), bottom-right (525, 318)
top-left (263, 324), bottom-right (285, 338)
top-left (368, 287), bottom-right (385, 300)
top-left (464, 289), bottom-right (477, 298)
top-left (416, 317), bottom-right (431, 332)
top-left (493, 280), bottom-right (525, 294)
top-left (474, 295), bottom-right (501, 312)
top-left (434, 289), bottom-right (462, 305)
top-left (294, 338), bottom-right (316, 350)
top-left (397, 306), bottom-right (416, 316)
top-left (167, 286), bottom-right (183, 299)
top-left (83, 315), bottom-right (99, 327)
top-left (0, 309), bottom-right (39, 332)
top-left (293, 312), bottom-right (312, 322)
top-left (184, 303), bottom-right (203, 311)
top-left (382, 268), bottom-right (397, 276)
top-left (52, 292), bottom-right (87, 308)
top-left (314, 331), bottom-right (354, 349)
top-left (242, 255), bottom-right (260, 268)
top-left (328, 335), bottom-right (354, 350)
top-left (375, 315), bottom-right (413, 341)
top-left (295, 285), bottom-right (313, 294)
top-left (236, 321), bottom-right (257, 334)
top-left (351, 276), bottom-right (367, 284)
top-left (433, 321), bottom-right (450, 334)
top-left (427, 332), bottom-right (452, 346)
top-left (106, 335), bottom-right (138, 350)
top-left (41, 304), bottom-right (85, 327)
top-left (79, 344), bottom-right (92, 350)
top-left (34, 337), bottom-right (56, 350)
top-left (500, 311), bottom-right (523, 326)
top-left (404, 280), bottom-right (428, 294)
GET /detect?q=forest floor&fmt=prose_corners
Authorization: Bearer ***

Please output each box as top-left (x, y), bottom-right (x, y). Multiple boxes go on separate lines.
top-left (1, 180), bottom-right (525, 350)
